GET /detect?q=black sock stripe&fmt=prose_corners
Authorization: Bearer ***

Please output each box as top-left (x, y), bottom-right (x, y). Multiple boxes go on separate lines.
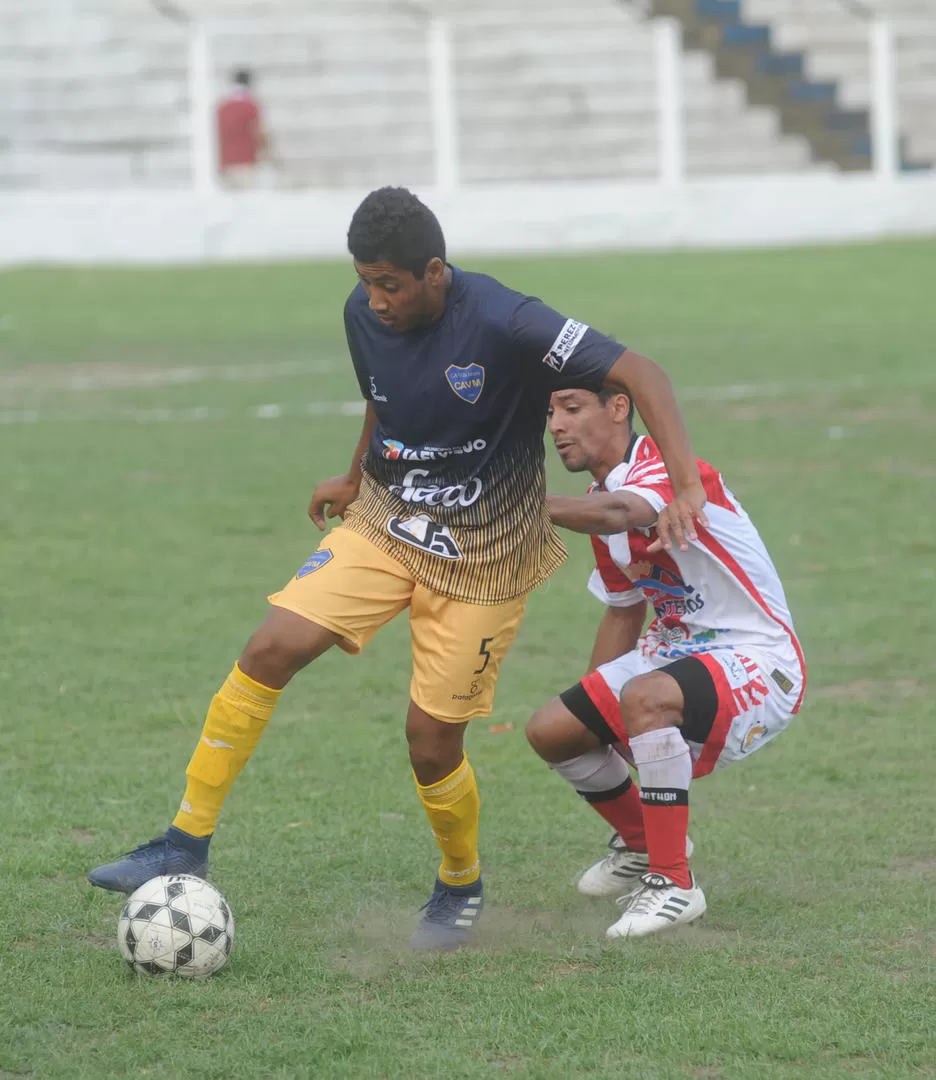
top-left (639, 787), bottom-right (689, 807)
top-left (576, 777), bottom-right (633, 805)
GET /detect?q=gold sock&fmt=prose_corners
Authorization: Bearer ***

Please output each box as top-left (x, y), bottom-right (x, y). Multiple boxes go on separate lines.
top-left (414, 754), bottom-right (481, 887)
top-left (172, 663), bottom-right (282, 837)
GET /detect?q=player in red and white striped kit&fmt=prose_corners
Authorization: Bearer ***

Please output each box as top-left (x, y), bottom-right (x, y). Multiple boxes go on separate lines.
top-left (526, 387), bottom-right (806, 939)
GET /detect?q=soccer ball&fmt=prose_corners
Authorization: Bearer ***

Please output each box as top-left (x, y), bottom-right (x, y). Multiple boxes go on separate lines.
top-left (117, 874), bottom-right (234, 977)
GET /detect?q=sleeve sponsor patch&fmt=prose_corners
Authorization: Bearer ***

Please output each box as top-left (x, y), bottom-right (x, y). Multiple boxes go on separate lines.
top-left (542, 319), bottom-right (588, 372)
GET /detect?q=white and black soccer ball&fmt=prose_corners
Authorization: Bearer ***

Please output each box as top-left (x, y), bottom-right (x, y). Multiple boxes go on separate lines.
top-left (117, 874), bottom-right (234, 978)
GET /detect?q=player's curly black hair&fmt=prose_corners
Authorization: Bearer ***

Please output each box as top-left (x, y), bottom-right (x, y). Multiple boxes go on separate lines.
top-left (347, 187), bottom-right (446, 279)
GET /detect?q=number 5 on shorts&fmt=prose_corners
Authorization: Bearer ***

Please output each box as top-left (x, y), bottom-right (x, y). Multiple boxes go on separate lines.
top-left (474, 637), bottom-right (494, 675)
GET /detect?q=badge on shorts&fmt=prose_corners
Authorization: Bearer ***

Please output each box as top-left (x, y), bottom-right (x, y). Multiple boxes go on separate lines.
top-left (296, 550), bottom-right (333, 578)
top-left (445, 363), bottom-right (485, 405)
top-left (770, 668), bottom-right (795, 694)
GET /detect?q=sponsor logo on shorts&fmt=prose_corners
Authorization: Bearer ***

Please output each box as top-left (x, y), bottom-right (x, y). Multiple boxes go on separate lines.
top-left (770, 668), bottom-right (795, 694)
top-left (296, 550), bottom-right (333, 578)
top-left (742, 722), bottom-right (768, 751)
top-left (387, 514), bottom-right (463, 560)
top-left (542, 319), bottom-right (588, 372)
top-left (724, 654), bottom-right (748, 685)
top-left (720, 654), bottom-right (771, 715)
top-left (389, 467), bottom-right (483, 508)
top-left (445, 363), bottom-right (485, 404)
top-left (452, 679), bottom-right (482, 702)
top-left (382, 437), bottom-right (487, 462)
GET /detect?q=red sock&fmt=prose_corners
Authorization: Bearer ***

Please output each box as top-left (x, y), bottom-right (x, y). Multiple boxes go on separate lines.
top-left (639, 800), bottom-right (690, 888)
top-left (584, 776), bottom-right (647, 852)
top-left (630, 728), bottom-right (692, 889)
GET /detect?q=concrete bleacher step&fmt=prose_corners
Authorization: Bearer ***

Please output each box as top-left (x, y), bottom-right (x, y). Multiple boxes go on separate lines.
top-left (739, 0), bottom-right (935, 166)
top-left (1, 0), bottom-right (831, 190)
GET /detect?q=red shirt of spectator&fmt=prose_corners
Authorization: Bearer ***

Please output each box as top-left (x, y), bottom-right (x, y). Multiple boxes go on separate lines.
top-left (217, 88), bottom-right (262, 169)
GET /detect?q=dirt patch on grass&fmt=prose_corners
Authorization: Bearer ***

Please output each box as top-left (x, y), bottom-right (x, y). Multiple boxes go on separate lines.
top-left (890, 856), bottom-right (936, 878)
top-left (810, 678), bottom-right (927, 702)
top-left (67, 828), bottom-right (96, 845)
top-left (0, 363), bottom-right (168, 404)
top-left (664, 923), bottom-right (740, 948)
top-left (475, 904), bottom-right (609, 949)
top-left (713, 401), bottom-right (931, 427)
top-left (713, 402), bottom-right (804, 422)
top-left (326, 903), bottom-right (611, 977)
top-left (728, 461), bottom-right (838, 476)
top-left (489, 1056), bottom-right (525, 1073)
top-left (549, 961), bottom-right (598, 976)
top-left (873, 458), bottom-right (936, 479)
top-left (80, 931), bottom-right (116, 950)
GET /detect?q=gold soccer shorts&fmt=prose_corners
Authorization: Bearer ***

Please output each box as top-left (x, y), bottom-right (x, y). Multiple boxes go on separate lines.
top-left (269, 526), bottom-right (526, 722)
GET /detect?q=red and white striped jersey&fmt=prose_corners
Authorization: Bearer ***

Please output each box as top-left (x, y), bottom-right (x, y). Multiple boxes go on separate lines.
top-left (588, 436), bottom-right (805, 692)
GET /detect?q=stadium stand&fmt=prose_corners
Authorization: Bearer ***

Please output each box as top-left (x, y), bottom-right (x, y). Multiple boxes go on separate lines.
top-left (3, 0), bottom-right (931, 190)
top-left (740, 0), bottom-right (936, 166)
top-left (650, 0), bottom-right (933, 169)
top-left (0, 0), bottom-right (823, 190)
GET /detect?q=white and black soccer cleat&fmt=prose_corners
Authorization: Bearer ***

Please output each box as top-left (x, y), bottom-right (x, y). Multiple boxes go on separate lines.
top-left (577, 833), bottom-right (694, 897)
top-left (605, 871), bottom-right (707, 940)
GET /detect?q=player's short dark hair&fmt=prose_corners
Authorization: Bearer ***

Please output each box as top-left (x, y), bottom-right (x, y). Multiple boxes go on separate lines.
top-left (347, 187), bottom-right (446, 279)
top-left (598, 387), bottom-right (636, 425)
top-left (233, 68), bottom-right (252, 87)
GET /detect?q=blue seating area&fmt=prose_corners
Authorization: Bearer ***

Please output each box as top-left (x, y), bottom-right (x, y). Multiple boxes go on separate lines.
top-left (652, 0), bottom-right (932, 170)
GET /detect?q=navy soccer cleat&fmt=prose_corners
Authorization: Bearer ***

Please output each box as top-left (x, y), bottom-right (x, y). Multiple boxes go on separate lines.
top-left (87, 828), bottom-right (210, 894)
top-left (410, 876), bottom-right (484, 951)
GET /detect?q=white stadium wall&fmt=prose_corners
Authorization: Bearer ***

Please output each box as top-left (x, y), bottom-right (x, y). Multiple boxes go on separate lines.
top-left (3, 0), bottom-right (934, 263)
top-left (1, 174), bottom-right (935, 266)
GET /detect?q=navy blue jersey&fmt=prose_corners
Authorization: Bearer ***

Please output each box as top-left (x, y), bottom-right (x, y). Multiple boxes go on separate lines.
top-left (341, 266), bottom-right (622, 603)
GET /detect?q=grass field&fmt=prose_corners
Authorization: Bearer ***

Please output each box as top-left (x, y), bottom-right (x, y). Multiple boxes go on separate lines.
top-left (1, 241), bottom-right (934, 1080)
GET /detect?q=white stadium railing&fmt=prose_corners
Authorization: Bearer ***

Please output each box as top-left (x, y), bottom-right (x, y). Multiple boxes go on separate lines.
top-left (1, 0), bottom-right (933, 263)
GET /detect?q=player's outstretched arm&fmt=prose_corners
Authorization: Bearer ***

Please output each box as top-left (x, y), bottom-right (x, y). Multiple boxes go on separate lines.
top-left (587, 602), bottom-right (648, 672)
top-left (307, 403), bottom-right (377, 529)
top-left (546, 491), bottom-right (657, 536)
top-left (603, 349), bottom-right (708, 551)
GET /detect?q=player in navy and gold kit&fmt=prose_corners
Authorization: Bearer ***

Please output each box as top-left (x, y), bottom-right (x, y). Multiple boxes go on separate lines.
top-left (89, 188), bottom-right (707, 949)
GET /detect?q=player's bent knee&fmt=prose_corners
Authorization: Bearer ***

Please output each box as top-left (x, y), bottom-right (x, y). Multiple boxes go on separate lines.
top-left (526, 699), bottom-right (597, 763)
top-left (239, 608), bottom-right (339, 688)
top-left (619, 673), bottom-right (683, 737)
top-left (406, 703), bottom-right (467, 784)
top-left (526, 703), bottom-right (559, 757)
top-left (408, 733), bottom-right (465, 785)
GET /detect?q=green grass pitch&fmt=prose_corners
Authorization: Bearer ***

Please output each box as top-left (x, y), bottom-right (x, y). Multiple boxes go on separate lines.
top-left (1, 240), bottom-right (934, 1079)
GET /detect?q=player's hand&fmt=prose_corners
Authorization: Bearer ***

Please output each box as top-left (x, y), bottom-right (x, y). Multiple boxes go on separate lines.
top-left (648, 483), bottom-right (709, 553)
top-left (308, 474), bottom-right (360, 530)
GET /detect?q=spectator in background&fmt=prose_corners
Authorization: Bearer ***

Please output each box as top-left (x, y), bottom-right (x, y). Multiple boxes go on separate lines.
top-left (217, 68), bottom-right (269, 188)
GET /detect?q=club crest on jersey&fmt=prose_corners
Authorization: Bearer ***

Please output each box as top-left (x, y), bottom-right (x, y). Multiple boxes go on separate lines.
top-left (445, 363), bottom-right (485, 405)
top-left (296, 550), bottom-right (333, 578)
